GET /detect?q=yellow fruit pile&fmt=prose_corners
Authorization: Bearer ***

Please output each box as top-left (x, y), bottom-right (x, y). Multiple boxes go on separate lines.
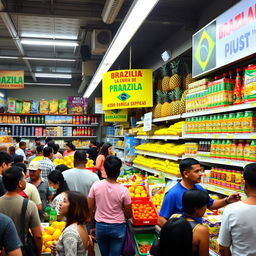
top-left (42, 221), bottom-right (66, 253)
top-left (128, 184), bottom-right (148, 198)
top-left (135, 142), bottom-right (185, 156)
top-left (154, 121), bottom-right (185, 136)
top-left (133, 155), bottom-right (180, 177)
top-left (152, 193), bottom-right (164, 211)
top-left (53, 155), bottom-right (94, 169)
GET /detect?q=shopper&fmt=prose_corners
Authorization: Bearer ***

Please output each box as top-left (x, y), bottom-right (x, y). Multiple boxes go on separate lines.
top-left (95, 143), bottom-right (112, 179)
top-left (0, 143), bottom-right (8, 152)
top-left (14, 137), bottom-right (21, 149)
top-left (13, 155), bottom-right (24, 164)
top-left (39, 147), bottom-right (55, 179)
top-left (31, 145), bottom-right (44, 162)
top-left (55, 164), bottom-right (69, 173)
top-left (0, 152), bottom-right (13, 196)
top-left (153, 218), bottom-right (193, 256)
top-left (86, 140), bottom-right (99, 164)
top-left (63, 151), bottom-right (99, 196)
top-left (52, 144), bottom-right (63, 159)
top-left (52, 191), bottom-right (89, 255)
top-left (34, 138), bottom-right (41, 147)
top-left (63, 141), bottom-right (76, 157)
top-left (0, 166), bottom-right (42, 256)
top-left (45, 137), bottom-right (54, 147)
top-left (218, 163), bottom-right (256, 256)
top-left (47, 171), bottom-right (69, 216)
top-left (28, 147), bottom-right (37, 163)
top-left (88, 156), bottom-right (132, 256)
top-left (27, 161), bottom-right (52, 219)
top-left (15, 142), bottom-right (26, 161)
top-left (0, 213), bottom-right (22, 256)
top-left (158, 158), bottom-right (241, 227)
top-left (8, 146), bottom-right (19, 160)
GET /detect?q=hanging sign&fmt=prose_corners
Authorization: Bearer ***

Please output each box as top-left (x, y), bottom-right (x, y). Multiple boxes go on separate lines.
top-left (143, 112), bottom-right (152, 132)
top-left (95, 97), bottom-right (104, 114)
top-left (192, 0), bottom-right (256, 77)
top-left (0, 71), bottom-right (24, 89)
top-left (102, 69), bottom-right (153, 110)
top-left (104, 109), bottom-right (128, 122)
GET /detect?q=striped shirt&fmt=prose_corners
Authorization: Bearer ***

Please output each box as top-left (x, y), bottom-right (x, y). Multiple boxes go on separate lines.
top-left (39, 157), bottom-right (55, 179)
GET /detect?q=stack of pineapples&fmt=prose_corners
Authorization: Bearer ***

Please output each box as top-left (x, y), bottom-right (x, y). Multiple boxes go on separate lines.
top-left (153, 60), bottom-right (195, 118)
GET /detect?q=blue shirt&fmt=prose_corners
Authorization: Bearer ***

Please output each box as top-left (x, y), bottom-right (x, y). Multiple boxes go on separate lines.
top-left (159, 182), bottom-right (214, 223)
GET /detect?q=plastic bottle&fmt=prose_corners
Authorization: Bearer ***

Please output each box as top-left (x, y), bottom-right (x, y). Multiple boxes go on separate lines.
top-left (221, 114), bottom-right (228, 133)
top-left (236, 140), bottom-right (245, 161)
top-left (49, 208), bottom-right (57, 225)
top-left (227, 113), bottom-right (235, 133)
top-left (216, 115), bottom-right (222, 133)
top-left (243, 140), bottom-right (251, 161)
top-left (210, 140), bottom-right (217, 158)
top-left (249, 140), bottom-right (256, 162)
top-left (233, 68), bottom-right (243, 104)
top-left (242, 111), bottom-right (253, 133)
top-left (234, 112), bottom-right (243, 133)
top-left (230, 140), bottom-right (238, 160)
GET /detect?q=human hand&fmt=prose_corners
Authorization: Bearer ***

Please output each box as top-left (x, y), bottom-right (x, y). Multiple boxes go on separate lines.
top-left (50, 242), bottom-right (57, 256)
top-left (227, 193), bottom-right (241, 204)
top-left (90, 228), bottom-right (96, 240)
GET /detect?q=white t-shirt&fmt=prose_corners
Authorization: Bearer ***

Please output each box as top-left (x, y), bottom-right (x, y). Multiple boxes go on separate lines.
top-left (218, 201), bottom-right (256, 256)
top-left (15, 148), bottom-right (26, 160)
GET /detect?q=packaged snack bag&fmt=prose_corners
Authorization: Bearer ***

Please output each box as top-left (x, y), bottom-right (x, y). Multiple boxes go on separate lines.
top-left (22, 100), bottom-right (31, 114)
top-left (58, 99), bottom-right (68, 114)
top-left (7, 98), bottom-right (16, 113)
top-left (15, 100), bottom-right (23, 113)
top-left (31, 100), bottom-right (39, 114)
top-left (0, 97), bottom-right (7, 113)
top-left (40, 100), bottom-right (49, 114)
top-left (49, 99), bottom-right (59, 114)
top-left (68, 96), bottom-right (85, 114)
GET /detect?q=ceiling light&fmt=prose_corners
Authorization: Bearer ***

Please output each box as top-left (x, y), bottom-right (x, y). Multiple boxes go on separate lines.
top-left (34, 73), bottom-right (72, 78)
top-left (20, 39), bottom-right (79, 47)
top-left (20, 33), bottom-right (78, 40)
top-left (0, 56), bottom-right (19, 59)
top-left (25, 82), bottom-right (71, 87)
top-left (83, 0), bottom-right (159, 98)
top-left (23, 57), bottom-right (76, 62)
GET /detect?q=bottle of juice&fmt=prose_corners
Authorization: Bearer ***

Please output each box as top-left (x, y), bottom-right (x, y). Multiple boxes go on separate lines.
top-left (219, 140), bottom-right (226, 158)
top-left (230, 140), bottom-right (238, 160)
top-left (226, 169), bottom-right (232, 188)
top-left (249, 140), bottom-right (256, 162)
top-left (212, 115), bottom-right (217, 133)
top-left (225, 140), bottom-right (232, 159)
top-left (210, 140), bottom-right (217, 158)
top-left (208, 115), bottom-right (213, 133)
top-left (216, 115), bottom-right (222, 133)
top-left (236, 140), bottom-right (245, 161)
top-left (215, 140), bottom-right (221, 158)
top-left (234, 112), bottom-right (244, 133)
top-left (233, 68), bottom-right (243, 104)
top-left (243, 140), bottom-right (251, 161)
top-left (242, 111), bottom-right (253, 133)
top-left (227, 113), bottom-right (235, 133)
top-left (201, 116), bottom-right (206, 133)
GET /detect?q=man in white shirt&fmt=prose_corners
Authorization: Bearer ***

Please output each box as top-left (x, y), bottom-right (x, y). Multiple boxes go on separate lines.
top-left (15, 142), bottom-right (26, 161)
top-left (218, 163), bottom-right (256, 256)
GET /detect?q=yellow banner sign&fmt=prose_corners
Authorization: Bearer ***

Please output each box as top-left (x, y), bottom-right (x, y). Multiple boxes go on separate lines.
top-left (102, 69), bottom-right (153, 110)
top-left (104, 109), bottom-right (128, 122)
top-left (0, 71), bottom-right (24, 89)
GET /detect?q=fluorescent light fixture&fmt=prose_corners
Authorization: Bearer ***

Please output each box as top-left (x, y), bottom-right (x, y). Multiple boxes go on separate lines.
top-left (23, 57), bottom-right (76, 62)
top-left (20, 39), bottom-right (78, 47)
top-left (34, 73), bottom-right (72, 79)
top-left (20, 33), bottom-right (78, 40)
top-left (0, 56), bottom-right (19, 59)
top-left (25, 82), bottom-right (71, 87)
top-left (83, 0), bottom-right (159, 98)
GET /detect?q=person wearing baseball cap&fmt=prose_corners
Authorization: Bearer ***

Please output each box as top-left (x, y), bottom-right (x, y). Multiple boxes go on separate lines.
top-left (27, 161), bottom-right (52, 220)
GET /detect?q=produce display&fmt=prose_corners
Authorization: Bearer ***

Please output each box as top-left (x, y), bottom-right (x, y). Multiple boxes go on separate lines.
top-left (135, 142), bottom-right (185, 156)
top-left (134, 233), bottom-right (156, 256)
top-left (127, 184), bottom-right (149, 200)
top-left (53, 155), bottom-right (94, 169)
top-left (153, 121), bottom-right (184, 135)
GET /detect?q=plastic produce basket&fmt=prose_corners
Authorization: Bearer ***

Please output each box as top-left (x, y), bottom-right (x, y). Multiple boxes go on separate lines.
top-left (86, 167), bottom-right (97, 173)
top-left (134, 233), bottom-right (157, 256)
top-left (126, 185), bottom-right (150, 202)
top-left (132, 201), bottom-right (158, 226)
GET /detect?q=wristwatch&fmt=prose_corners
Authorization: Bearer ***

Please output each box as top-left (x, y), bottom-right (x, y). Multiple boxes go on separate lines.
top-left (225, 197), bottom-right (230, 204)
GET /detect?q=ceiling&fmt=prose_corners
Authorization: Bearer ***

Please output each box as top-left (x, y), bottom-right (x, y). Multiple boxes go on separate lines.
top-left (0, 0), bottom-right (238, 94)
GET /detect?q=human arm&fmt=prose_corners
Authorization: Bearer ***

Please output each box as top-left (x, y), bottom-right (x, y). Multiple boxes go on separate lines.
top-left (196, 225), bottom-right (209, 256)
top-left (209, 193), bottom-right (240, 210)
top-left (157, 216), bottom-right (167, 228)
top-left (28, 184), bottom-right (42, 211)
top-left (30, 226), bottom-right (42, 256)
top-left (88, 197), bottom-right (96, 225)
top-left (7, 248), bottom-right (22, 256)
top-left (95, 155), bottom-right (103, 170)
top-left (61, 229), bottom-right (81, 256)
top-left (219, 246), bottom-right (232, 256)
top-left (123, 203), bottom-right (132, 219)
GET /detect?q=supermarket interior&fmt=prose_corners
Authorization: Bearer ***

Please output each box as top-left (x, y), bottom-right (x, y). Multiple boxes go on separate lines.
top-left (1, 0), bottom-right (256, 256)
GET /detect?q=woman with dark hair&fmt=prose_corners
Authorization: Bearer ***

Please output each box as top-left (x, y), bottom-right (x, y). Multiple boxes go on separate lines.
top-left (88, 156), bottom-right (132, 256)
top-left (47, 171), bottom-right (69, 216)
top-left (63, 142), bottom-right (76, 157)
top-left (182, 189), bottom-right (210, 256)
top-left (55, 164), bottom-right (69, 173)
top-left (95, 143), bottom-right (112, 179)
top-left (52, 144), bottom-right (63, 159)
top-left (52, 191), bottom-right (90, 256)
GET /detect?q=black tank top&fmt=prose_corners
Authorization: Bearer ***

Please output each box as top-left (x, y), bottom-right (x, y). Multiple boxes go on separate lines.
top-left (188, 220), bottom-right (200, 256)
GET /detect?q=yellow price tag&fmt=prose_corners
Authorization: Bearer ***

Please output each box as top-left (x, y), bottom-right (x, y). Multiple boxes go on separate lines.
top-left (213, 134), bottom-right (219, 138)
top-left (226, 135), bottom-right (233, 139)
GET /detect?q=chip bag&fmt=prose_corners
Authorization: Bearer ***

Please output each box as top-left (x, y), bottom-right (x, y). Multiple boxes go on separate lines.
top-left (0, 97), bottom-right (7, 113)
top-left (58, 99), bottom-right (68, 114)
top-left (7, 98), bottom-right (16, 113)
top-left (40, 100), bottom-right (49, 114)
top-left (49, 99), bottom-right (58, 114)
top-left (22, 100), bottom-right (31, 114)
top-left (31, 100), bottom-right (39, 114)
top-left (15, 100), bottom-right (23, 113)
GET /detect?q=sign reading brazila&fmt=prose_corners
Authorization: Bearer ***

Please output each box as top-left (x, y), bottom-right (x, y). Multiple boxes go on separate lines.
top-left (104, 109), bottom-right (128, 122)
top-left (0, 71), bottom-right (24, 89)
top-left (102, 69), bottom-right (153, 110)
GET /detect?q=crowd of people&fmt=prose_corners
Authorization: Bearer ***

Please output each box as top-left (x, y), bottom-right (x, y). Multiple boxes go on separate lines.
top-left (0, 137), bottom-right (256, 256)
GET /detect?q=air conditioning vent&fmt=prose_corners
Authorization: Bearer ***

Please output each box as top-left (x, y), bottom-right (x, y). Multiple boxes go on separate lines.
top-left (102, 0), bottom-right (124, 24)
top-left (91, 29), bottom-right (111, 55)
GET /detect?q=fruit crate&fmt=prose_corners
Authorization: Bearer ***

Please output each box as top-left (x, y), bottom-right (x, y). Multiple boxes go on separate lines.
top-left (134, 233), bottom-right (157, 256)
top-left (132, 201), bottom-right (158, 226)
top-left (86, 167), bottom-right (97, 173)
top-left (126, 185), bottom-right (150, 202)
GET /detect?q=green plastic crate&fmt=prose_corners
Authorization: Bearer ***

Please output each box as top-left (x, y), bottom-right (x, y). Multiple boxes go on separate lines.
top-left (134, 233), bottom-right (157, 256)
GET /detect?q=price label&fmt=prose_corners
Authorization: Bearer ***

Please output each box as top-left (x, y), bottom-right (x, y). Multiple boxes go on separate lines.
top-left (213, 134), bottom-right (219, 138)
top-left (251, 135), bottom-right (256, 139)
top-left (226, 134), bottom-right (233, 139)
top-left (226, 160), bottom-right (231, 164)
top-left (250, 102), bottom-right (256, 107)
top-left (143, 112), bottom-right (152, 132)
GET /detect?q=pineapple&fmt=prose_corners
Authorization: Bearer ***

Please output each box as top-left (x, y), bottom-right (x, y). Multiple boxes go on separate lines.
top-left (179, 100), bottom-right (186, 114)
top-left (161, 92), bottom-right (171, 117)
top-left (169, 60), bottom-right (181, 90)
top-left (154, 90), bottom-right (163, 118)
top-left (184, 73), bottom-right (196, 90)
top-left (161, 63), bottom-right (171, 92)
top-left (172, 87), bottom-right (182, 115)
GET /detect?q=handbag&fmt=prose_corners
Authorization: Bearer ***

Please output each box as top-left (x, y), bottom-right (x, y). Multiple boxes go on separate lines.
top-left (88, 235), bottom-right (95, 256)
top-left (122, 224), bottom-right (136, 256)
top-left (20, 198), bottom-right (37, 256)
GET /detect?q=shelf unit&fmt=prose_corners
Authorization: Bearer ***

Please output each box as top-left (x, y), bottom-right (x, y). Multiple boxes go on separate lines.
top-left (1, 123), bottom-right (99, 127)
top-left (18, 136), bottom-right (97, 138)
top-left (136, 114), bottom-right (182, 125)
top-left (114, 146), bottom-right (124, 150)
top-left (133, 163), bottom-right (179, 180)
top-left (135, 150), bottom-right (181, 161)
top-left (135, 135), bottom-right (181, 140)
top-left (183, 133), bottom-right (256, 139)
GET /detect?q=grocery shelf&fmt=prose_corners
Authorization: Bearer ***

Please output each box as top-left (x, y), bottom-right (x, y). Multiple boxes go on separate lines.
top-left (133, 163), bottom-right (179, 180)
top-left (183, 155), bottom-right (251, 167)
top-left (17, 136), bottom-right (97, 138)
top-left (135, 150), bottom-right (181, 161)
top-left (45, 123), bottom-right (99, 127)
top-left (1, 123), bottom-right (45, 126)
top-left (135, 135), bottom-right (181, 140)
top-left (0, 113), bottom-right (99, 116)
top-left (201, 183), bottom-right (246, 197)
top-left (183, 133), bottom-right (256, 139)
top-left (107, 135), bottom-right (125, 138)
top-left (136, 115), bottom-right (182, 125)
top-left (182, 102), bottom-right (256, 118)
top-left (114, 146), bottom-right (124, 150)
